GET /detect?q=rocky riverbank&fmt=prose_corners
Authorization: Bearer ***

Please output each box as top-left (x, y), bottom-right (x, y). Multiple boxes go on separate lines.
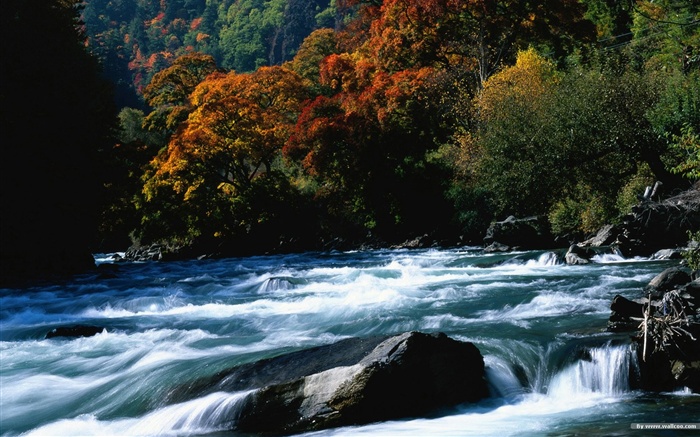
top-left (608, 266), bottom-right (700, 392)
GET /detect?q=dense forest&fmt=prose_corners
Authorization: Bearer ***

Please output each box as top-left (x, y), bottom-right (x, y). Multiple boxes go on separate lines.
top-left (81, 0), bottom-right (344, 107)
top-left (2, 0), bottom-right (699, 280)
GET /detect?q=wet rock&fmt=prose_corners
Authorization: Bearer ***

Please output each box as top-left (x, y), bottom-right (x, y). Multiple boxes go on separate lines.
top-left (124, 243), bottom-right (163, 261)
top-left (483, 241), bottom-right (512, 253)
top-left (650, 249), bottom-right (684, 260)
top-left (679, 279), bottom-right (700, 302)
top-left (392, 234), bottom-right (434, 249)
top-left (483, 215), bottom-right (554, 251)
top-left (581, 224), bottom-right (619, 247)
top-left (235, 331), bottom-right (488, 434)
top-left (608, 295), bottom-right (645, 332)
top-left (611, 295), bottom-right (645, 318)
top-left (644, 267), bottom-right (692, 298)
top-left (617, 186), bottom-right (699, 257)
top-left (614, 266), bottom-right (700, 393)
top-left (172, 332), bottom-right (489, 435)
top-left (565, 245), bottom-right (594, 265)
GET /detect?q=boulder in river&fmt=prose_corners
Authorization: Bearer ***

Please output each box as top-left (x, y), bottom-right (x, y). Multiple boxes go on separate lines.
top-left (644, 266), bottom-right (692, 297)
top-left (483, 215), bottom-right (555, 251)
top-left (565, 244), bottom-right (595, 265)
top-left (170, 331), bottom-right (489, 434)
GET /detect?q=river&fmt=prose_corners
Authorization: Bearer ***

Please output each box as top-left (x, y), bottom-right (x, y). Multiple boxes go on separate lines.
top-left (1, 248), bottom-right (698, 436)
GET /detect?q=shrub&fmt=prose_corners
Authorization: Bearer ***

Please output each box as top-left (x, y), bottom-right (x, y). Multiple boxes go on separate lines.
top-left (549, 197), bottom-right (583, 238)
top-left (616, 163), bottom-right (655, 216)
top-left (683, 230), bottom-right (700, 272)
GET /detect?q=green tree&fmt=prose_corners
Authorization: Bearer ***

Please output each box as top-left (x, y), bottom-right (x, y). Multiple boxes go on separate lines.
top-left (219, 0), bottom-right (285, 71)
top-left (453, 49), bottom-right (689, 237)
top-left (669, 123), bottom-right (700, 181)
top-left (631, 0), bottom-right (700, 72)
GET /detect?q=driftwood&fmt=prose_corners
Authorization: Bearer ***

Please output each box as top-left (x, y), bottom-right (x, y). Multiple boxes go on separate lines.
top-left (639, 290), bottom-right (697, 362)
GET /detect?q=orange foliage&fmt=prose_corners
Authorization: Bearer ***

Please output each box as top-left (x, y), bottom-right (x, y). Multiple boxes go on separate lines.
top-left (150, 66), bottom-right (309, 199)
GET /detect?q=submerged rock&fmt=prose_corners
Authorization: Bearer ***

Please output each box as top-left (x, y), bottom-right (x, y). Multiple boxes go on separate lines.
top-left (45, 325), bottom-right (104, 339)
top-left (172, 332), bottom-right (489, 434)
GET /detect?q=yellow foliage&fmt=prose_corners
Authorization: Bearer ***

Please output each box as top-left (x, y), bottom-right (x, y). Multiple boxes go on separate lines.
top-left (478, 48), bottom-right (558, 121)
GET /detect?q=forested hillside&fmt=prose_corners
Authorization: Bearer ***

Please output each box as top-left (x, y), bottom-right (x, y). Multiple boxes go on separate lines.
top-left (82, 0), bottom-right (340, 106)
top-left (89, 0), bottom-right (699, 258)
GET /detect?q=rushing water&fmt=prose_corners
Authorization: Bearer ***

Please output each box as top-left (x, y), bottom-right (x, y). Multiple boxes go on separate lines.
top-left (1, 248), bottom-right (698, 436)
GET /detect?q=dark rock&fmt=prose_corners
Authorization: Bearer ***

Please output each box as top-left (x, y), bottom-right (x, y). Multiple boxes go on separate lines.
top-left (645, 267), bottom-right (692, 297)
top-left (393, 234), bottom-right (433, 249)
top-left (609, 262), bottom-right (700, 392)
top-left (483, 242), bottom-right (512, 253)
top-left (635, 347), bottom-right (676, 392)
top-left (168, 336), bottom-right (392, 402)
top-left (680, 279), bottom-right (700, 304)
top-left (565, 244), bottom-right (595, 265)
top-left (619, 186), bottom-right (700, 257)
top-left (236, 332), bottom-right (488, 434)
top-left (582, 186), bottom-right (699, 258)
top-left (629, 284), bottom-right (700, 393)
top-left (607, 295), bottom-right (645, 332)
top-left (174, 332), bottom-right (488, 435)
top-left (635, 326), bottom-right (700, 393)
top-left (610, 294), bottom-right (645, 318)
top-left (670, 360), bottom-right (700, 391)
top-left (581, 224), bottom-right (619, 247)
top-left (483, 215), bottom-right (554, 251)
top-left (46, 325), bottom-right (104, 339)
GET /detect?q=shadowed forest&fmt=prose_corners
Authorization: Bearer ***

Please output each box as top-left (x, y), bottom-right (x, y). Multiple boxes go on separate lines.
top-left (1, 0), bottom-right (698, 280)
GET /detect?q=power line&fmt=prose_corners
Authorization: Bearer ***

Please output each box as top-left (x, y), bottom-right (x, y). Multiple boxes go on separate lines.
top-left (630, 0), bottom-right (700, 27)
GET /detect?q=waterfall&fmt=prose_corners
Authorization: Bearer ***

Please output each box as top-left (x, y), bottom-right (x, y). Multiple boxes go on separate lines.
top-left (547, 344), bottom-right (634, 397)
top-left (532, 252), bottom-right (562, 267)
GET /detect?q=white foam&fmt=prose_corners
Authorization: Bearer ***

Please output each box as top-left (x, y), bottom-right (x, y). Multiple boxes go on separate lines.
top-left (22, 391), bottom-right (253, 437)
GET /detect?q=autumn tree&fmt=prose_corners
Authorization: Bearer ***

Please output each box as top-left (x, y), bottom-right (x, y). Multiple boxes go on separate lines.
top-left (452, 47), bottom-right (695, 239)
top-left (363, 0), bottom-right (595, 84)
top-left (285, 46), bottom-right (456, 241)
top-left (139, 66), bottom-right (310, 247)
top-left (143, 52), bottom-right (220, 135)
top-left (465, 49), bottom-right (562, 218)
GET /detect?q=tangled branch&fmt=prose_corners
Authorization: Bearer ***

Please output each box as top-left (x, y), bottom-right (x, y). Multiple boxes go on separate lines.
top-left (639, 291), bottom-right (697, 362)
